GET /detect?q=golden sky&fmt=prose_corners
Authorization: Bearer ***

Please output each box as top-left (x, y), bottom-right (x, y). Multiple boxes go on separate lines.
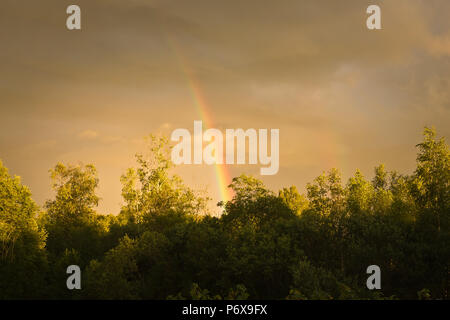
top-left (1, 0), bottom-right (449, 214)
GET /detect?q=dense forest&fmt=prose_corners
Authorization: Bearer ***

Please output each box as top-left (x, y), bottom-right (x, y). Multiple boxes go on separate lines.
top-left (0, 127), bottom-right (448, 300)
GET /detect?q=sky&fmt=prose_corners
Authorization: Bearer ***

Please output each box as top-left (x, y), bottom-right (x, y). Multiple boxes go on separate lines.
top-left (0, 0), bottom-right (449, 214)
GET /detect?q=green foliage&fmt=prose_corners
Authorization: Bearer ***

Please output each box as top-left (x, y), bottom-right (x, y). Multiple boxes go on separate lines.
top-left (413, 127), bottom-right (450, 231)
top-left (42, 163), bottom-right (110, 268)
top-left (120, 135), bottom-right (209, 224)
top-left (279, 186), bottom-right (309, 215)
top-left (0, 161), bottom-right (47, 299)
top-left (0, 127), bottom-right (448, 300)
top-left (46, 163), bottom-right (100, 221)
top-left (287, 259), bottom-right (357, 300)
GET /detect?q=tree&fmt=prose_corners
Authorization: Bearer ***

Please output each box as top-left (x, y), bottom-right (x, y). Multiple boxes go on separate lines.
top-left (45, 163), bottom-right (99, 223)
top-left (0, 127), bottom-right (448, 300)
top-left (120, 135), bottom-right (208, 224)
top-left (413, 127), bottom-right (450, 232)
top-left (43, 163), bottom-right (106, 271)
top-left (279, 186), bottom-right (308, 215)
top-left (0, 160), bottom-right (47, 298)
top-left (346, 170), bottom-right (374, 214)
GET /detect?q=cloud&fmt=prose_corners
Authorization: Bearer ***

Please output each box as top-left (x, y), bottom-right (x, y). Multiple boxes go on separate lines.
top-left (78, 130), bottom-right (99, 140)
top-left (0, 0), bottom-right (448, 214)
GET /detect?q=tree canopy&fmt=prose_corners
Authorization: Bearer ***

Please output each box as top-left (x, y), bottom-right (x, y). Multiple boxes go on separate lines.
top-left (0, 128), bottom-right (449, 300)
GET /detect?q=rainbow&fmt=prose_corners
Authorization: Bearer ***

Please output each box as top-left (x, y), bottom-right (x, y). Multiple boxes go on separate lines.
top-left (166, 35), bottom-right (233, 204)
